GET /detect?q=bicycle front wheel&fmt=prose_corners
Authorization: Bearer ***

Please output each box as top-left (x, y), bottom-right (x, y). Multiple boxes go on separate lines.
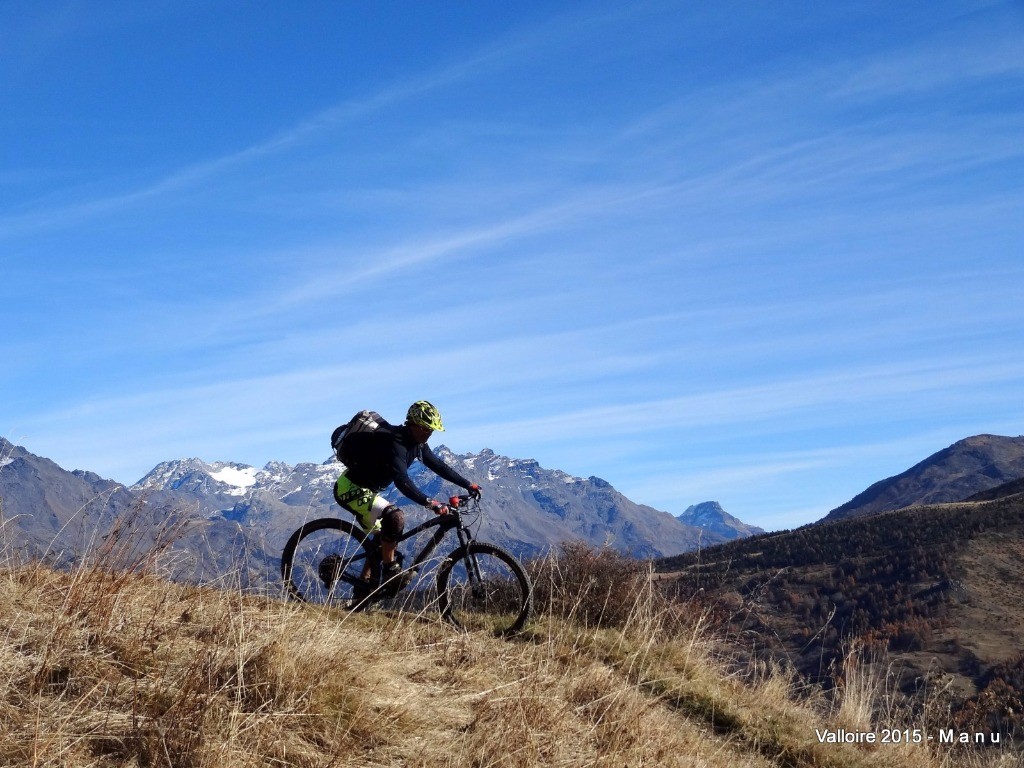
top-left (281, 518), bottom-right (374, 609)
top-left (437, 542), bottom-right (533, 636)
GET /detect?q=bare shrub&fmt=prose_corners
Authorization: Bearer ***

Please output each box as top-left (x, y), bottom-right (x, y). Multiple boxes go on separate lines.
top-left (529, 541), bottom-right (658, 628)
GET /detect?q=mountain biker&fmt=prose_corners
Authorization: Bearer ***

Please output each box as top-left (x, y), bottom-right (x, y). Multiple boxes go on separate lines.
top-left (332, 400), bottom-right (482, 588)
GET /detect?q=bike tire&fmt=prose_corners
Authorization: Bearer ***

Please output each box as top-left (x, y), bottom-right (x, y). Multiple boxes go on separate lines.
top-left (436, 542), bottom-right (533, 636)
top-left (280, 518), bottom-right (375, 609)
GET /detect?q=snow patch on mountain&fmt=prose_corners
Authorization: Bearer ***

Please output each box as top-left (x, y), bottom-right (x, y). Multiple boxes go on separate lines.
top-left (209, 465), bottom-right (258, 495)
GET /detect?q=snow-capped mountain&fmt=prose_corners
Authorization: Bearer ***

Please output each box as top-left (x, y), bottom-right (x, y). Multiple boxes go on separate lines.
top-left (136, 458), bottom-right (260, 497)
top-left (131, 446), bottom-right (758, 560)
top-left (134, 458), bottom-right (338, 511)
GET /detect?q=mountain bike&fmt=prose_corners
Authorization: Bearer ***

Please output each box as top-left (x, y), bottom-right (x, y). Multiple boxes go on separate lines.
top-left (280, 494), bottom-right (532, 636)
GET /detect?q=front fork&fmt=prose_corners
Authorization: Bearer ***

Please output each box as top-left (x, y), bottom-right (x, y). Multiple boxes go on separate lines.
top-left (454, 525), bottom-right (485, 595)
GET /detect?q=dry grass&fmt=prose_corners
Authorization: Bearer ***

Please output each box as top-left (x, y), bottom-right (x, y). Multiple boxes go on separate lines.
top-left (0, 518), bottom-right (1020, 767)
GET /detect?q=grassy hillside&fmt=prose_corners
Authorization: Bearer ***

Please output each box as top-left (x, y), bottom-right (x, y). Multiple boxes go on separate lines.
top-left (659, 493), bottom-right (1024, 741)
top-left (0, 539), bottom-right (1019, 767)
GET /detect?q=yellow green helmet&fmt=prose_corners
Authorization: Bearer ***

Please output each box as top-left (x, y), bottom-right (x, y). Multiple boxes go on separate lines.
top-left (407, 400), bottom-right (445, 431)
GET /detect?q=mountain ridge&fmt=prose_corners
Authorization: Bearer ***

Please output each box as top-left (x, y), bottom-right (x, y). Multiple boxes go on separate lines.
top-left (132, 444), bottom-right (754, 559)
top-left (820, 433), bottom-right (1024, 523)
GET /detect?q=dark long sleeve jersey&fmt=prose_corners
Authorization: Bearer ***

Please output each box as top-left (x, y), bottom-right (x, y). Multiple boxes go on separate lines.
top-left (342, 424), bottom-right (472, 507)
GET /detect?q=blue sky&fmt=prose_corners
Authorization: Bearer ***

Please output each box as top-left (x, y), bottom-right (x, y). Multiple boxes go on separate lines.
top-left (2, 1), bottom-right (1022, 531)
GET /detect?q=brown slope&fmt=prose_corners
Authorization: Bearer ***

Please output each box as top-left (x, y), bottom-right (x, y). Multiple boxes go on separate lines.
top-left (965, 474), bottom-right (1024, 502)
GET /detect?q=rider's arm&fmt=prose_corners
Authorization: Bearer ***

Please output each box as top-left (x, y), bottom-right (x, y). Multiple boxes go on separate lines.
top-left (389, 442), bottom-right (433, 507)
top-left (421, 444), bottom-right (473, 490)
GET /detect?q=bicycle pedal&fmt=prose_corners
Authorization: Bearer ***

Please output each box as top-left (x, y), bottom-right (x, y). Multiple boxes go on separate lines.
top-left (378, 564), bottom-right (411, 597)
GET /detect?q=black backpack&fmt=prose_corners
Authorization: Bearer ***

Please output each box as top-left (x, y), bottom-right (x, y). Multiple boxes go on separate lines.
top-left (331, 410), bottom-right (391, 464)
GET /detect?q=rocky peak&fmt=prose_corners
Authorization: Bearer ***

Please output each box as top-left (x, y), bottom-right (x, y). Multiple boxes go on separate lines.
top-left (677, 501), bottom-right (766, 539)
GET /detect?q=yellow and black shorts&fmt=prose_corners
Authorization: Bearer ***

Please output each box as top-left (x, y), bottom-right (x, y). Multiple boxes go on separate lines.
top-left (333, 474), bottom-right (389, 534)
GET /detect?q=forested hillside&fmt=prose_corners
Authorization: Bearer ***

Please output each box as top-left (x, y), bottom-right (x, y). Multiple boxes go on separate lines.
top-left (661, 493), bottom-right (1024, 738)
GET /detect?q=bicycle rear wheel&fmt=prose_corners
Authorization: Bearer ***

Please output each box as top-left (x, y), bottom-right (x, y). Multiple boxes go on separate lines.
top-left (280, 518), bottom-right (374, 609)
top-left (436, 542), bottom-right (533, 636)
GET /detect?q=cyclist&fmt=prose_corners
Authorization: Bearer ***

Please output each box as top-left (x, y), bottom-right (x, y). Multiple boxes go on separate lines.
top-left (332, 400), bottom-right (482, 589)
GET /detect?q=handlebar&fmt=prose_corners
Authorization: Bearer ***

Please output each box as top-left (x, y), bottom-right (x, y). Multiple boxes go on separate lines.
top-left (447, 493), bottom-right (474, 509)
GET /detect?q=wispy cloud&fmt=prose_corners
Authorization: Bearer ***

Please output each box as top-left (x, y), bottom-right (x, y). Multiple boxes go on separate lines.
top-left (454, 356), bottom-right (1024, 449)
top-left (0, 3), bottom-right (645, 240)
top-left (833, 23), bottom-right (1024, 100)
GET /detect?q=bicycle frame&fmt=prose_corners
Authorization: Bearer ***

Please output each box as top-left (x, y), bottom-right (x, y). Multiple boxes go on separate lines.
top-left (397, 512), bottom-right (466, 570)
top-left (361, 495), bottom-right (478, 585)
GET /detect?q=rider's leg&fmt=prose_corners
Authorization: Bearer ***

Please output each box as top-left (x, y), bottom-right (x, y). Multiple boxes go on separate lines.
top-left (334, 475), bottom-right (391, 581)
top-left (379, 505), bottom-right (405, 566)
